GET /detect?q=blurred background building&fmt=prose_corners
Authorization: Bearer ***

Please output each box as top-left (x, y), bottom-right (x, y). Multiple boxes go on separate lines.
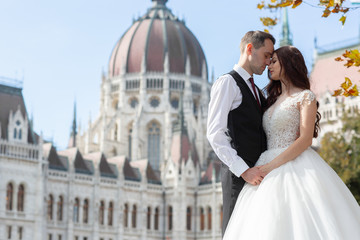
top-left (1, 1), bottom-right (360, 240)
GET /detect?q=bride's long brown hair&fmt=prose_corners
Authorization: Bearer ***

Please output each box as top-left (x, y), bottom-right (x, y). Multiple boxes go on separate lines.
top-left (264, 46), bottom-right (321, 138)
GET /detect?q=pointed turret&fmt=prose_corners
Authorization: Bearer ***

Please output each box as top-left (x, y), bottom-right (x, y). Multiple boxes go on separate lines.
top-left (280, 7), bottom-right (293, 47)
top-left (68, 101), bottom-right (77, 148)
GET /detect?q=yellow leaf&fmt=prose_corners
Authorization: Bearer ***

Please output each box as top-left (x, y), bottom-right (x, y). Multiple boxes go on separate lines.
top-left (348, 85), bottom-right (359, 97)
top-left (341, 77), bottom-right (352, 90)
top-left (257, 3), bottom-right (265, 9)
top-left (328, 0), bottom-right (335, 7)
top-left (264, 29), bottom-right (270, 33)
top-left (322, 8), bottom-right (331, 17)
top-left (332, 89), bottom-right (343, 96)
top-left (344, 60), bottom-right (354, 68)
top-left (335, 57), bottom-right (343, 61)
top-left (279, 1), bottom-right (293, 7)
top-left (292, 0), bottom-right (302, 8)
top-left (339, 15), bottom-right (346, 26)
top-left (271, 0), bottom-right (277, 3)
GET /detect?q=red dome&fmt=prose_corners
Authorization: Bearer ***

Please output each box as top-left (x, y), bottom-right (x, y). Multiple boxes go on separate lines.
top-left (108, 0), bottom-right (207, 78)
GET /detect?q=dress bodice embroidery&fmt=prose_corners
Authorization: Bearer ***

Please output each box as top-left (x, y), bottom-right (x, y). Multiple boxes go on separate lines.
top-left (263, 89), bottom-right (316, 149)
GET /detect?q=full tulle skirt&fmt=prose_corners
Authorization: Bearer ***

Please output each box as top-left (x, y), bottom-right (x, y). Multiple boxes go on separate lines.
top-left (223, 147), bottom-right (360, 240)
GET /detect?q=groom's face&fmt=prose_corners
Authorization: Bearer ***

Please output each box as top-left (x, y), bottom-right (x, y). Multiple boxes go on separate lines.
top-left (249, 39), bottom-right (274, 75)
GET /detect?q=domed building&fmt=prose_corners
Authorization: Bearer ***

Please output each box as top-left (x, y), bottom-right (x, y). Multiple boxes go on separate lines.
top-left (77, 0), bottom-right (211, 173)
top-left (0, 1), bottom-right (223, 239)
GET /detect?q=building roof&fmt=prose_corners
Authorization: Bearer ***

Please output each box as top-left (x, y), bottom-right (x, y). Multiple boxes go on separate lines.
top-left (311, 41), bottom-right (360, 97)
top-left (108, 0), bottom-right (207, 78)
top-left (0, 83), bottom-right (36, 143)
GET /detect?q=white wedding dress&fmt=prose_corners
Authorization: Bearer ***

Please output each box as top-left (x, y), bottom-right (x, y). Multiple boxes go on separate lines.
top-left (223, 90), bottom-right (360, 240)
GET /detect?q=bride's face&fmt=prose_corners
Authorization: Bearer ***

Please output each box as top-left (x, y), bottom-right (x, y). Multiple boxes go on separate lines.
top-left (268, 53), bottom-right (282, 81)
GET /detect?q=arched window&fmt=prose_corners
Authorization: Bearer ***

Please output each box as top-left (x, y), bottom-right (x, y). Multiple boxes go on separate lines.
top-left (99, 201), bottom-right (105, 225)
top-left (186, 207), bottom-right (192, 231)
top-left (17, 184), bottom-right (24, 212)
top-left (124, 203), bottom-right (129, 228)
top-left (207, 207), bottom-right (212, 230)
top-left (147, 207), bottom-right (151, 229)
top-left (108, 202), bottom-right (113, 226)
top-left (73, 198), bottom-right (79, 223)
top-left (18, 129), bottom-right (22, 140)
top-left (13, 128), bottom-right (17, 139)
top-left (148, 122), bottom-right (161, 170)
top-left (168, 206), bottom-right (173, 231)
top-left (47, 194), bottom-right (54, 220)
top-left (154, 207), bottom-right (159, 230)
top-left (83, 199), bottom-right (89, 224)
top-left (200, 207), bottom-right (205, 231)
top-left (57, 196), bottom-right (63, 221)
top-left (114, 124), bottom-right (118, 141)
top-left (6, 183), bottom-right (13, 211)
top-left (132, 205), bottom-right (137, 228)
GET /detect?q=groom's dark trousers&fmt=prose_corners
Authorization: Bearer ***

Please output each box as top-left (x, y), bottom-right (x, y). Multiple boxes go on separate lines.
top-left (221, 71), bottom-right (267, 235)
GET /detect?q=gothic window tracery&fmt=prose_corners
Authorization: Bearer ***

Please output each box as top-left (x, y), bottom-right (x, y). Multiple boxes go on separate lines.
top-left (83, 199), bottom-right (89, 224)
top-left (57, 196), bottom-right (63, 221)
top-left (73, 198), bottom-right (80, 223)
top-left (132, 205), bottom-right (137, 228)
top-left (108, 202), bottom-right (113, 226)
top-left (99, 201), bottom-right (105, 225)
top-left (17, 184), bottom-right (24, 212)
top-left (148, 121), bottom-right (160, 170)
top-left (6, 183), bottom-right (13, 211)
top-left (48, 194), bottom-right (54, 220)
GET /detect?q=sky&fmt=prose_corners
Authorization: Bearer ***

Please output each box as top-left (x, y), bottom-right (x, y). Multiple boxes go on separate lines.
top-left (0, 0), bottom-right (359, 150)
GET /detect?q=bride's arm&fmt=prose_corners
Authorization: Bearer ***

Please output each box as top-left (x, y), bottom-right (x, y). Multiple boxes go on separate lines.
top-left (259, 98), bottom-right (318, 176)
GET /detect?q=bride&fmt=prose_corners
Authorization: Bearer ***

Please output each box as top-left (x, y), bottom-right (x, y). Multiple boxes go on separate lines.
top-left (223, 46), bottom-right (360, 240)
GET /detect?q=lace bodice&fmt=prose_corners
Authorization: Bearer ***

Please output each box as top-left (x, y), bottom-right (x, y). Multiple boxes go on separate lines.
top-left (263, 89), bottom-right (316, 149)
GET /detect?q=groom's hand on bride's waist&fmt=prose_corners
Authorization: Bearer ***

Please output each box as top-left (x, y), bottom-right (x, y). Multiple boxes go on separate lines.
top-left (241, 167), bottom-right (264, 186)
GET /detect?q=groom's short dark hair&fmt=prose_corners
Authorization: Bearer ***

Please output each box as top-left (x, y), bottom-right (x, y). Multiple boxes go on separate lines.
top-left (240, 31), bottom-right (275, 53)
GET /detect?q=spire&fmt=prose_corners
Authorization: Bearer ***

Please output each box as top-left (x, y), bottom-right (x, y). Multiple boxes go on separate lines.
top-left (68, 101), bottom-right (77, 148)
top-left (280, 7), bottom-right (293, 47)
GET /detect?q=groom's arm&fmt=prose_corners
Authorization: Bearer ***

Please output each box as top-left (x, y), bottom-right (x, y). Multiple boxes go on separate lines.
top-left (207, 75), bottom-right (250, 177)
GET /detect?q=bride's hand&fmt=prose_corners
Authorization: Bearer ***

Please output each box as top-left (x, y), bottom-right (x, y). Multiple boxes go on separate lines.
top-left (259, 163), bottom-right (273, 177)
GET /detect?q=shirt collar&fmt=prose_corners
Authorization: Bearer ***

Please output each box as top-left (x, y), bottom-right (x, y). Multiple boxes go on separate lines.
top-left (233, 64), bottom-right (252, 82)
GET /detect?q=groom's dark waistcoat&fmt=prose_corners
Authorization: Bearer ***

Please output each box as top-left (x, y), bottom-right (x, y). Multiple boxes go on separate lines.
top-left (227, 70), bottom-right (267, 168)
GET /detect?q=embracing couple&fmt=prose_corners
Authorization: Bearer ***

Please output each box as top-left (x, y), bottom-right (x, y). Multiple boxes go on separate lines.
top-left (207, 31), bottom-right (360, 239)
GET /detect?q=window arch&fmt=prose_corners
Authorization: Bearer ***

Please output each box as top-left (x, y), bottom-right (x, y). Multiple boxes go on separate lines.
top-left (99, 201), bottom-right (105, 225)
top-left (132, 204), bottom-right (137, 228)
top-left (17, 184), bottom-right (24, 212)
top-left (83, 199), bottom-right (89, 224)
top-left (73, 198), bottom-right (80, 223)
top-left (19, 129), bottom-right (22, 140)
top-left (168, 206), bottom-right (173, 231)
top-left (186, 207), bottom-right (192, 231)
top-left (108, 201), bottom-right (113, 226)
top-left (147, 206), bottom-right (151, 229)
top-left (6, 183), bottom-right (13, 211)
top-left (147, 121), bottom-right (161, 170)
top-left (207, 207), bottom-right (212, 230)
top-left (47, 194), bottom-right (54, 220)
top-left (200, 207), bottom-right (205, 231)
top-left (57, 196), bottom-right (63, 221)
top-left (13, 128), bottom-right (17, 139)
top-left (154, 207), bottom-right (159, 230)
top-left (124, 203), bottom-right (129, 228)
top-left (114, 124), bottom-right (118, 141)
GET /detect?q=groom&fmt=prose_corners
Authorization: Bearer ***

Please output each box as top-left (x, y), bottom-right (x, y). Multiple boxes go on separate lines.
top-left (207, 30), bottom-right (275, 235)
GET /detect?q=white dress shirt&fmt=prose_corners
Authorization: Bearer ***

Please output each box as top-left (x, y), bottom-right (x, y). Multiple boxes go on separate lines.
top-left (207, 64), bottom-right (261, 177)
